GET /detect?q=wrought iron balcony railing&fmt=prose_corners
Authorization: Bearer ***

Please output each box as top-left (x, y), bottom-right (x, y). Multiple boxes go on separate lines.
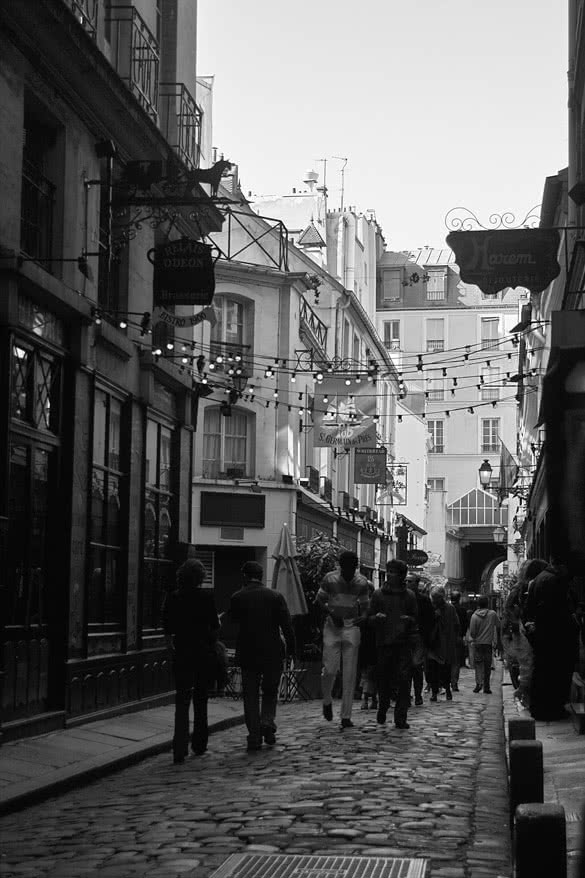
top-left (63, 0), bottom-right (98, 38)
top-left (20, 158), bottom-right (55, 266)
top-left (299, 295), bottom-right (328, 353)
top-left (159, 83), bottom-right (202, 170)
top-left (105, 5), bottom-right (160, 122)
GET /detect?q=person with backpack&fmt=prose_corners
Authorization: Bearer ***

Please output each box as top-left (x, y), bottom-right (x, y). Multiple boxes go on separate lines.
top-left (369, 559), bottom-right (418, 729)
top-left (469, 595), bottom-right (502, 694)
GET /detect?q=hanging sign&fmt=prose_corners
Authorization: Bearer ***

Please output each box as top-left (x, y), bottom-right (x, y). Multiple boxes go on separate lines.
top-left (149, 238), bottom-right (216, 307)
top-left (446, 228), bottom-right (561, 295)
top-left (406, 549), bottom-right (429, 567)
top-left (376, 463), bottom-right (408, 506)
top-left (354, 447), bottom-right (387, 484)
top-left (313, 379), bottom-right (376, 448)
top-left (153, 305), bottom-right (217, 329)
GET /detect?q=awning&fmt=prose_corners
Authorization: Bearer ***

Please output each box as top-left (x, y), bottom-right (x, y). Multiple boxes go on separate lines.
top-left (397, 513), bottom-right (427, 537)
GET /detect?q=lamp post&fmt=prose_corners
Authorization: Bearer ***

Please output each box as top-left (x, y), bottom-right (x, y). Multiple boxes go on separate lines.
top-left (478, 459), bottom-right (493, 488)
top-left (492, 525), bottom-right (506, 545)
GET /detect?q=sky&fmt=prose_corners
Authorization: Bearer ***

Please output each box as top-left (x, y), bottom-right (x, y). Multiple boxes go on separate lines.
top-left (197, 1), bottom-right (568, 251)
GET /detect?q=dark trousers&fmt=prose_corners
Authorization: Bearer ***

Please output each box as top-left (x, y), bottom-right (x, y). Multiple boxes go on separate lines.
top-left (377, 643), bottom-right (412, 725)
top-left (426, 658), bottom-right (451, 696)
top-left (474, 643), bottom-right (493, 691)
top-left (242, 661), bottom-right (283, 745)
top-left (173, 661), bottom-right (210, 759)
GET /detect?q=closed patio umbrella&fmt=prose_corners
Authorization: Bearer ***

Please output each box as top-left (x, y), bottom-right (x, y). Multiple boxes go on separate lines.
top-left (271, 522), bottom-right (308, 617)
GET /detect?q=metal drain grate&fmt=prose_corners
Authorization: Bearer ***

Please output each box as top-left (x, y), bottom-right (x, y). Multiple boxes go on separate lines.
top-left (211, 854), bottom-right (428, 878)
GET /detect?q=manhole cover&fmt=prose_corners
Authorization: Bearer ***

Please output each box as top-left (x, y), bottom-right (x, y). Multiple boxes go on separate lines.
top-left (211, 854), bottom-right (428, 878)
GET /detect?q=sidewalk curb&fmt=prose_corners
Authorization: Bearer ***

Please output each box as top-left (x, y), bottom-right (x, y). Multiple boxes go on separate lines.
top-left (0, 715), bottom-right (244, 817)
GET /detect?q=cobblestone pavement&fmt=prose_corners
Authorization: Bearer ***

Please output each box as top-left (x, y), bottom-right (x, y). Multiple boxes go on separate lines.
top-left (0, 668), bottom-right (512, 878)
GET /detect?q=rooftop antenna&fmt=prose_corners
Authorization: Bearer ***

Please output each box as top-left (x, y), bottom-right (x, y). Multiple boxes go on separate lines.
top-left (333, 156), bottom-right (348, 212)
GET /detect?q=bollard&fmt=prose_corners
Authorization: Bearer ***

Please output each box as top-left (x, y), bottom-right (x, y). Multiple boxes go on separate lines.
top-left (509, 739), bottom-right (543, 827)
top-left (508, 717), bottom-right (535, 743)
top-left (514, 803), bottom-right (566, 878)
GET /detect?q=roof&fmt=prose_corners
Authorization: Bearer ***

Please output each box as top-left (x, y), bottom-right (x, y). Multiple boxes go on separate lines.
top-left (297, 221), bottom-right (326, 247)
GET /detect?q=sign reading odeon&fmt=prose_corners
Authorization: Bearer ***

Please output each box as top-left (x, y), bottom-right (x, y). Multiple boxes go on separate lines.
top-left (446, 228), bottom-right (561, 295)
top-left (149, 238), bottom-right (216, 307)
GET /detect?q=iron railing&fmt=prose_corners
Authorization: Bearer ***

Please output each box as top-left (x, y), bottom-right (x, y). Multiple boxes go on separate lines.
top-left (426, 339), bottom-right (444, 351)
top-left (159, 83), bottom-right (202, 170)
top-left (299, 296), bottom-right (328, 352)
top-left (105, 5), bottom-right (160, 121)
top-left (63, 0), bottom-right (98, 38)
top-left (20, 158), bottom-right (55, 265)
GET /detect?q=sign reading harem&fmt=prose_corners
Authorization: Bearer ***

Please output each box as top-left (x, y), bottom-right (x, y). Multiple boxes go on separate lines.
top-left (313, 379), bottom-right (377, 447)
top-left (446, 228), bottom-right (561, 295)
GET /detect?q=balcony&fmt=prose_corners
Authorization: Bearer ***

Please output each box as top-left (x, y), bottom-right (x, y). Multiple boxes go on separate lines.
top-left (105, 5), bottom-right (160, 122)
top-left (20, 158), bottom-right (55, 266)
top-left (299, 296), bottom-right (328, 356)
top-left (63, 0), bottom-right (98, 38)
top-left (159, 83), bottom-right (202, 170)
top-left (426, 339), bottom-right (445, 352)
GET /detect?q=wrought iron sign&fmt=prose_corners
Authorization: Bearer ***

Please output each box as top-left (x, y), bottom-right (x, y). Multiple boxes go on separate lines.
top-left (444, 205), bottom-right (561, 296)
top-left (376, 463), bottom-right (408, 506)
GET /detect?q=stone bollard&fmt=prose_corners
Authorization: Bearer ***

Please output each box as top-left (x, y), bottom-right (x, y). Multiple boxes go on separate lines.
top-left (514, 803), bottom-right (566, 878)
top-left (508, 717), bottom-right (535, 743)
top-left (509, 739), bottom-right (543, 828)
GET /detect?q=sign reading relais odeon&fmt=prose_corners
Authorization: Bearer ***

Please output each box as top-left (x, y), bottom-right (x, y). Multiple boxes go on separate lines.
top-left (313, 379), bottom-right (377, 448)
top-left (149, 238), bottom-right (216, 307)
top-left (446, 228), bottom-right (561, 295)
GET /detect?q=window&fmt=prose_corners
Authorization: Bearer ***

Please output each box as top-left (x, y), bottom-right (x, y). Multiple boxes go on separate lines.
top-left (481, 418), bottom-right (500, 453)
top-left (426, 318), bottom-right (444, 352)
top-left (210, 296), bottom-right (252, 371)
top-left (89, 390), bottom-right (126, 626)
top-left (143, 419), bottom-right (176, 630)
top-left (481, 317), bottom-right (500, 350)
top-left (382, 270), bottom-right (401, 301)
top-left (383, 320), bottom-right (400, 351)
top-left (427, 271), bottom-right (446, 301)
top-left (428, 420), bottom-right (444, 453)
top-left (427, 377), bottom-right (444, 400)
top-left (202, 407), bottom-right (253, 478)
top-left (427, 478), bottom-right (445, 492)
top-left (21, 97), bottom-right (61, 267)
top-left (481, 367), bottom-right (500, 401)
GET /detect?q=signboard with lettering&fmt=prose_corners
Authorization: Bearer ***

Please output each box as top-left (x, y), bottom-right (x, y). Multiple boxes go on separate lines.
top-left (354, 448), bottom-right (387, 484)
top-left (375, 463), bottom-right (408, 506)
top-left (149, 238), bottom-right (216, 306)
top-left (446, 228), bottom-right (561, 295)
top-left (313, 379), bottom-right (376, 448)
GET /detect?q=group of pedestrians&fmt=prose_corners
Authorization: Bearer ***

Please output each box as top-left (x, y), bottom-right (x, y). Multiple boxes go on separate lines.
top-left (162, 549), bottom-right (582, 761)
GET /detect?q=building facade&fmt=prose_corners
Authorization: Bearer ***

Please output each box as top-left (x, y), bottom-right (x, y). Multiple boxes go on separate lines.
top-left (0, 0), bottom-right (222, 739)
top-left (376, 247), bottom-right (525, 593)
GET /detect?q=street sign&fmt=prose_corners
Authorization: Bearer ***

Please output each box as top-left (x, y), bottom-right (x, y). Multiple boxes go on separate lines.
top-left (149, 238), bottom-right (216, 306)
top-left (406, 549), bottom-right (429, 567)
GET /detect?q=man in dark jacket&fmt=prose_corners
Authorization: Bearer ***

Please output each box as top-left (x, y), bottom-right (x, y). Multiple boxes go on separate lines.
top-left (406, 572), bottom-right (434, 706)
top-left (369, 559), bottom-right (418, 729)
top-left (228, 561), bottom-right (295, 751)
top-left (163, 559), bottom-right (220, 763)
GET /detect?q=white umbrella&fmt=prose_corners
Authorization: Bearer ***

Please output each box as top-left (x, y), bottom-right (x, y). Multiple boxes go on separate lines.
top-left (271, 523), bottom-right (308, 616)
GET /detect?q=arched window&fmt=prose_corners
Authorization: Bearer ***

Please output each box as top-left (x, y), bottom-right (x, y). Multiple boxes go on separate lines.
top-left (202, 406), bottom-right (254, 479)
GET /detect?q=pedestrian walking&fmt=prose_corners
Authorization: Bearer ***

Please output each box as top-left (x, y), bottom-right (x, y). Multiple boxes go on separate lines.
top-left (369, 559), bottom-right (418, 729)
top-left (316, 550), bottom-right (370, 729)
top-left (227, 561), bottom-right (296, 751)
top-left (522, 557), bottom-right (580, 721)
top-left (358, 580), bottom-right (378, 710)
top-left (405, 572), bottom-right (434, 706)
top-left (162, 559), bottom-right (220, 764)
top-left (427, 585), bottom-right (460, 701)
top-left (469, 595), bottom-right (502, 694)
top-left (449, 591), bottom-right (469, 692)
top-left (501, 558), bottom-right (547, 705)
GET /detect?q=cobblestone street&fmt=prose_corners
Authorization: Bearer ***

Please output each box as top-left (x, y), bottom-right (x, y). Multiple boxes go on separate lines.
top-left (0, 669), bottom-right (512, 878)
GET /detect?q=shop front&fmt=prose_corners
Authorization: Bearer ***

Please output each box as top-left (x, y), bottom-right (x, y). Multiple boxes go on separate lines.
top-left (296, 493), bottom-right (336, 541)
top-left (359, 530), bottom-right (376, 582)
top-left (337, 519), bottom-right (359, 554)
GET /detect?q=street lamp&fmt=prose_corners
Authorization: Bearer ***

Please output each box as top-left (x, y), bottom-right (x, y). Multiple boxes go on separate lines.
top-left (478, 459), bottom-right (493, 488)
top-left (492, 525), bottom-right (507, 544)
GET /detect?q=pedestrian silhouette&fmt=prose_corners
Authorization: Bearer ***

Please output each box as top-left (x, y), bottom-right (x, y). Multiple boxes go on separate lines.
top-left (427, 585), bottom-right (460, 701)
top-left (162, 559), bottom-right (220, 764)
top-left (469, 595), bottom-right (501, 694)
top-left (226, 561), bottom-right (295, 751)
